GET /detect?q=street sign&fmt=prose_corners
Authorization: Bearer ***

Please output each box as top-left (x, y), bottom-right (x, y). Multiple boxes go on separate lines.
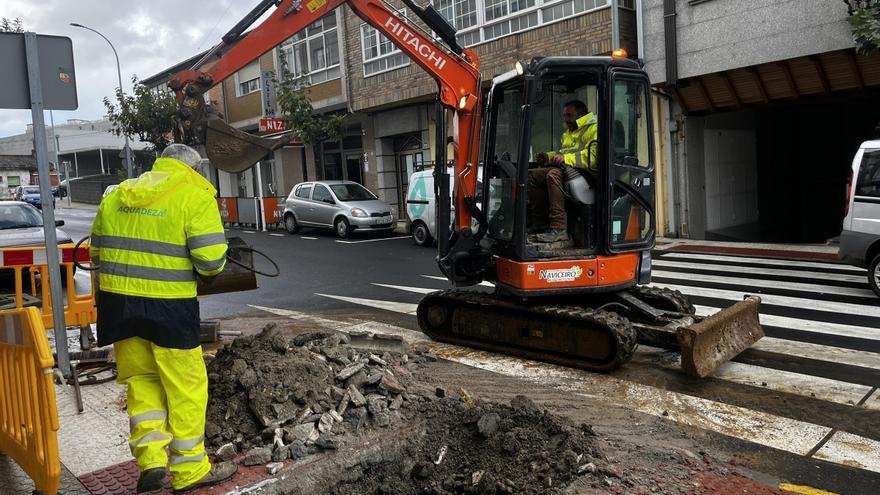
top-left (259, 118), bottom-right (286, 133)
top-left (261, 70), bottom-right (277, 116)
top-left (0, 33), bottom-right (77, 110)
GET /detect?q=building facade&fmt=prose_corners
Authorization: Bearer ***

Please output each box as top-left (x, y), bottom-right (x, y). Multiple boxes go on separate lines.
top-left (643, 0), bottom-right (880, 243)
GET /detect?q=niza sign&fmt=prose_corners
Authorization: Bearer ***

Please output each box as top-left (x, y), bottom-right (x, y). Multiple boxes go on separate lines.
top-left (259, 118), bottom-right (286, 133)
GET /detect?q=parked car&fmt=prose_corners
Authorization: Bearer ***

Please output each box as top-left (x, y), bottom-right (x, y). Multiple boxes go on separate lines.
top-left (13, 185), bottom-right (54, 209)
top-left (840, 139), bottom-right (880, 297)
top-left (282, 181), bottom-right (394, 238)
top-left (103, 184), bottom-right (119, 198)
top-left (404, 167), bottom-right (481, 246)
top-left (0, 201), bottom-right (71, 248)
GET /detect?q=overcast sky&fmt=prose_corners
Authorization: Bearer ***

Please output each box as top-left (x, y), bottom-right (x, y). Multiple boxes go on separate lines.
top-left (1, 0), bottom-right (268, 139)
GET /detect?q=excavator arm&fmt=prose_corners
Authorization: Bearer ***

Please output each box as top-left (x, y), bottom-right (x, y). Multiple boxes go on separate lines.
top-left (170, 0), bottom-right (484, 261)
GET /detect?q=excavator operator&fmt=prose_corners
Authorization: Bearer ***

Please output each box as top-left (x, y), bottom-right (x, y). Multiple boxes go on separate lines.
top-left (528, 99), bottom-right (598, 243)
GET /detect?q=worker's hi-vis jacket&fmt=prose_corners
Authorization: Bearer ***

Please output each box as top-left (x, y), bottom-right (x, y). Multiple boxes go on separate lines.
top-left (546, 112), bottom-right (598, 171)
top-left (90, 157), bottom-right (227, 349)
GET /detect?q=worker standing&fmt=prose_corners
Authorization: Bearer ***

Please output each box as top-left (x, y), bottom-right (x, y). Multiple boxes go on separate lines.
top-left (529, 100), bottom-right (598, 243)
top-left (89, 144), bottom-right (236, 493)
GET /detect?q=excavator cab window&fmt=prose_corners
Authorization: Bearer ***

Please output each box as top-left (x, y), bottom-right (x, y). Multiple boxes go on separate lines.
top-left (484, 81), bottom-right (524, 242)
top-left (607, 73), bottom-right (655, 252)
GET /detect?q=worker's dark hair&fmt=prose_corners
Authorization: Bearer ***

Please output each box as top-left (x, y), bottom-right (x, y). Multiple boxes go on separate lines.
top-left (563, 100), bottom-right (588, 116)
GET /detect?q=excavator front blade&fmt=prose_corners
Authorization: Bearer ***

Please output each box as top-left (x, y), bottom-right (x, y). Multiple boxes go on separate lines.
top-left (205, 118), bottom-right (292, 173)
top-left (676, 295), bottom-right (763, 377)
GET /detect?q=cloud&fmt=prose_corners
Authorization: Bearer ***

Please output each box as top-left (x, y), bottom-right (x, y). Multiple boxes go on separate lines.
top-left (0, 0), bottom-right (263, 139)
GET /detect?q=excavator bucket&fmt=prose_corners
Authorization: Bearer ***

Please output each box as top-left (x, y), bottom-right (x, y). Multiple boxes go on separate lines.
top-left (205, 118), bottom-right (292, 173)
top-left (676, 296), bottom-right (763, 377)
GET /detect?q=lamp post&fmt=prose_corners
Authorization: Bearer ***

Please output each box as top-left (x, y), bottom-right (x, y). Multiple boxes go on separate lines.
top-left (70, 22), bottom-right (134, 178)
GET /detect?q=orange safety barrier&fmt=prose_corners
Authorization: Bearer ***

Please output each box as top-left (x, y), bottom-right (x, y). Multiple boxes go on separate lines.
top-left (0, 306), bottom-right (61, 495)
top-left (0, 244), bottom-right (97, 331)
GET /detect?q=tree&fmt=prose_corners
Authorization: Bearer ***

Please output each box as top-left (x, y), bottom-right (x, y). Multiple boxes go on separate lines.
top-left (275, 55), bottom-right (346, 146)
top-left (844, 0), bottom-right (880, 53)
top-left (1, 17), bottom-right (24, 32)
top-left (103, 75), bottom-right (179, 152)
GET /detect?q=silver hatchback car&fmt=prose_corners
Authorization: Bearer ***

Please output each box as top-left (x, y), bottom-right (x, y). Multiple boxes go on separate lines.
top-left (282, 181), bottom-right (395, 238)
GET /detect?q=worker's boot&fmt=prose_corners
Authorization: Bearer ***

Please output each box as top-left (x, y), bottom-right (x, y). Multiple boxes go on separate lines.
top-left (536, 229), bottom-right (569, 243)
top-left (136, 468), bottom-right (166, 493)
top-left (173, 461), bottom-right (237, 494)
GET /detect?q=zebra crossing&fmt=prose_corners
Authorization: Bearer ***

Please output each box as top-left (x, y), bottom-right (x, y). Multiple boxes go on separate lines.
top-left (302, 250), bottom-right (880, 476)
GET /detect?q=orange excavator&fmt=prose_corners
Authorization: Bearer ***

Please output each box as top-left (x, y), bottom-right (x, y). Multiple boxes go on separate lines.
top-left (170, 0), bottom-right (763, 377)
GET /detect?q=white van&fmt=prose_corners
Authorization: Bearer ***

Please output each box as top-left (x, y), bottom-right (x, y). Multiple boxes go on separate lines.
top-left (405, 168), bottom-right (481, 246)
top-left (839, 139), bottom-right (880, 297)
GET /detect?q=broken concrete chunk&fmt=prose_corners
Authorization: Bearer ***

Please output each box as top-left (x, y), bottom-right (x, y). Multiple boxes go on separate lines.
top-left (266, 461), bottom-right (283, 475)
top-left (378, 371), bottom-right (405, 395)
top-left (216, 443), bottom-right (236, 462)
top-left (305, 427), bottom-right (320, 445)
top-left (272, 445), bottom-right (289, 462)
top-left (336, 392), bottom-right (350, 416)
top-left (241, 447), bottom-right (272, 466)
top-left (389, 394), bottom-right (404, 411)
top-left (288, 440), bottom-right (308, 460)
top-left (510, 395), bottom-right (540, 415)
top-left (368, 354), bottom-right (387, 366)
top-left (330, 386), bottom-right (346, 401)
top-left (239, 368), bottom-right (258, 389)
top-left (336, 362), bottom-right (365, 381)
top-left (318, 412), bottom-right (334, 433)
top-left (344, 370), bottom-right (369, 390)
top-left (315, 434), bottom-right (337, 450)
top-left (478, 413), bottom-right (501, 437)
top-left (288, 423), bottom-right (317, 444)
top-left (347, 385), bottom-right (367, 407)
top-left (329, 409), bottom-right (343, 423)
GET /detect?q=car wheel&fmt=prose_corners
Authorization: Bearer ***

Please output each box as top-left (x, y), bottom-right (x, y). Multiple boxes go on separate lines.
top-left (870, 254), bottom-right (880, 298)
top-left (284, 213), bottom-right (300, 234)
top-left (412, 221), bottom-right (433, 247)
top-left (335, 217), bottom-right (351, 238)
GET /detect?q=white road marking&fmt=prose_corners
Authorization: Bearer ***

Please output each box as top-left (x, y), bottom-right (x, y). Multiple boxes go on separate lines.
top-left (750, 337), bottom-right (880, 374)
top-left (653, 269), bottom-right (877, 299)
top-left (660, 283), bottom-right (880, 318)
top-left (269, 233), bottom-right (285, 237)
top-left (248, 304), bottom-right (351, 329)
top-left (314, 293), bottom-right (419, 314)
top-left (814, 431), bottom-right (880, 473)
top-left (421, 275), bottom-right (495, 287)
top-left (243, 230), bottom-right (256, 234)
top-left (654, 259), bottom-right (867, 284)
top-left (335, 236), bottom-right (409, 244)
top-left (693, 304), bottom-right (880, 341)
top-left (373, 283), bottom-right (435, 294)
top-left (660, 252), bottom-right (866, 273)
top-left (300, 236), bottom-right (318, 240)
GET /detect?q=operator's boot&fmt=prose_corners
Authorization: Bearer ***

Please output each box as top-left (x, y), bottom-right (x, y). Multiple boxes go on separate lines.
top-left (136, 468), bottom-right (166, 493)
top-left (173, 462), bottom-right (237, 494)
top-left (536, 229), bottom-right (569, 243)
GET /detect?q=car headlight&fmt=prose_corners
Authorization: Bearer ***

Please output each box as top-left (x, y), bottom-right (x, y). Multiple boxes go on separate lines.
top-left (350, 208), bottom-right (368, 218)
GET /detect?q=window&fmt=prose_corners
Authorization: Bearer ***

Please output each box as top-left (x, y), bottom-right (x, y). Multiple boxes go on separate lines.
top-left (296, 184), bottom-right (313, 199)
top-left (433, 0), bottom-right (608, 47)
top-left (7, 176), bottom-right (21, 187)
top-left (279, 13), bottom-right (341, 85)
top-left (856, 150), bottom-right (880, 198)
top-left (235, 61), bottom-right (261, 97)
top-left (361, 10), bottom-right (411, 76)
top-left (312, 184), bottom-right (333, 203)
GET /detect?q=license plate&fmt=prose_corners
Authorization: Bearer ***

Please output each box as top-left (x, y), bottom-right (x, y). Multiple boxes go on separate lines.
top-left (374, 217), bottom-right (391, 225)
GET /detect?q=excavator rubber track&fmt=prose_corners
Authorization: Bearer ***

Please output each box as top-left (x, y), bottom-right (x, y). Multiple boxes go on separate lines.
top-left (417, 289), bottom-right (638, 372)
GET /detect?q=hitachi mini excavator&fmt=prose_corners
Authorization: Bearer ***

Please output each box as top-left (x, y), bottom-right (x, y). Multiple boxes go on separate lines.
top-left (170, 0), bottom-right (763, 377)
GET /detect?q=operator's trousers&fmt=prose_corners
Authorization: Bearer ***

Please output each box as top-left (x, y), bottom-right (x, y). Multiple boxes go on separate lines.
top-left (528, 167), bottom-right (566, 230)
top-left (114, 336), bottom-right (211, 490)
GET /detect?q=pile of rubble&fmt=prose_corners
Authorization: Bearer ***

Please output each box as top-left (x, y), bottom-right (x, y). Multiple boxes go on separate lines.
top-left (204, 324), bottom-right (419, 466)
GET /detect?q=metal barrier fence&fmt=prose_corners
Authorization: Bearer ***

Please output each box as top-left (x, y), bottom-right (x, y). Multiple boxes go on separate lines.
top-left (0, 306), bottom-right (61, 495)
top-left (217, 197), bottom-right (286, 229)
top-left (0, 244), bottom-right (96, 331)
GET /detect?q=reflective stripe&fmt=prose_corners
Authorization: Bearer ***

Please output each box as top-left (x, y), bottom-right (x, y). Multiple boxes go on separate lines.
top-left (129, 431), bottom-right (172, 453)
top-left (170, 452), bottom-right (206, 465)
top-left (90, 236), bottom-right (101, 248)
top-left (92, 235), bottom-right (189, 258)
top-left (191, 257), bottom-right (225, 273)
top-left (170, 435), bottom-right (205, 452)
top-left (102, 261), bottom-right (196, 282)
top-left (187, 233), bottom-right (227, 250)
top-left (130, 410), bottom-right (166, 430)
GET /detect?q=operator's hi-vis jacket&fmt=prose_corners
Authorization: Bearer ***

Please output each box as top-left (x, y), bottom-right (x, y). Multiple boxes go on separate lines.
top-left (546, 112), bottom-right (598, 171)
top-left (90, 157), bottom-right (227, 349)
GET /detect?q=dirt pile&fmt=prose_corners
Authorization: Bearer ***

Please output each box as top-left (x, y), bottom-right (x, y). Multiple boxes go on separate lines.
top-left (204, 324), bottom-right (420, 462)
top-left (330, 393), bottom-right (602, 495)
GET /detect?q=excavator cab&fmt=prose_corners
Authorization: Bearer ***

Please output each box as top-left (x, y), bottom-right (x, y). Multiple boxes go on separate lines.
top-left (421, 56), bottom-right (764, 377)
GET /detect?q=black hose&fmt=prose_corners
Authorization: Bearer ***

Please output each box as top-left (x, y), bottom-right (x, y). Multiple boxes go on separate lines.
top-left (75, 235), bottom-right (280, 277)
top-left (226, 246), bottom-right (280, 277)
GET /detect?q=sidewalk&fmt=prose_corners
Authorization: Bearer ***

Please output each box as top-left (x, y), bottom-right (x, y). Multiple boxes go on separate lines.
top-left (656, 237), bottom-right (841, 262)
top-left (57, 200), bottom-right (99, 211)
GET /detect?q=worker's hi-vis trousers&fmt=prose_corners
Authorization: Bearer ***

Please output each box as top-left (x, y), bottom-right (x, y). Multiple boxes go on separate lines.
top-left (114, 336), bottom-right (212, 490)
